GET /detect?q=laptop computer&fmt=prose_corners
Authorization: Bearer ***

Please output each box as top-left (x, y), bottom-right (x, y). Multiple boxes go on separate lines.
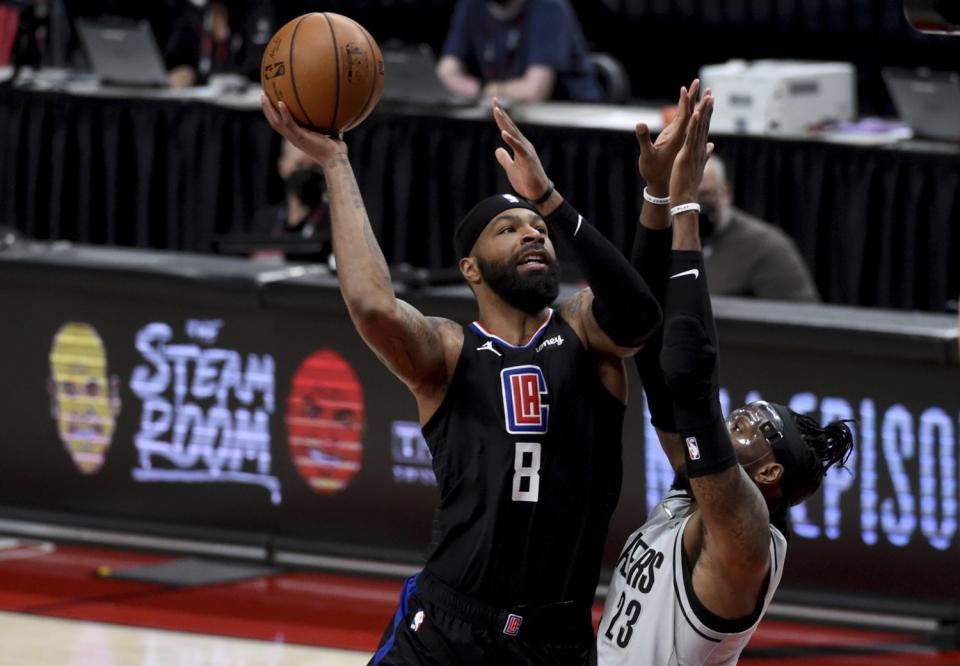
top-left (380, 47), bottom-right (477, 108)
top-left (76, 18), bottom-right (168, 88)
top-left (883, 68), bottom-right (960, 142)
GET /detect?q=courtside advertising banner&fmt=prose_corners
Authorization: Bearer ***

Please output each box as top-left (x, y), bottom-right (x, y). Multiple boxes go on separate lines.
top-left (0, 249), bottom-right (956, 610)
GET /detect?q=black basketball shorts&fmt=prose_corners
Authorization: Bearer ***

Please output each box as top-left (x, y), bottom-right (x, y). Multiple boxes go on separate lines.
top-left (369, 571), bottom-right (593, 666)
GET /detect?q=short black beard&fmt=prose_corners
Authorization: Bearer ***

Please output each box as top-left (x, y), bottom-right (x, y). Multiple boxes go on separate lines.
top-left (477, 248), bottom-right (560, 315)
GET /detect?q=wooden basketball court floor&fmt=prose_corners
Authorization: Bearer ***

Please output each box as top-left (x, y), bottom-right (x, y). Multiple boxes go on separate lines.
top-left (1, 537), bottom-right (957, 666)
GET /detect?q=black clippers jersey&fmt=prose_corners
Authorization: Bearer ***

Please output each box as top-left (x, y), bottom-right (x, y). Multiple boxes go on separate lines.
top-left (421, 309), bottom-right (625, 608)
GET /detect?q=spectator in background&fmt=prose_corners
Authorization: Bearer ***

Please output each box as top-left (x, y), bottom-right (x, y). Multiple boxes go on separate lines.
top-left (0, 3), bottom-right (22, 68)
top-left (166, 0), bottom-right (273, 87)
top-left (437, 0), bottom-right (601, 103)
top-left (8, 0), bottom-right (68, 69)
top-left (698, 156), bottom-right (820, 302)
top-left (249, 138), bottom-right (331, 263)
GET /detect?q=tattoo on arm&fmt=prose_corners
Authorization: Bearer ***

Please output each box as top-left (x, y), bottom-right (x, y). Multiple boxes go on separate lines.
top-left (691, 468), bottom-right (770, 566)
top-left (429, 317), bottom-right (461, 335)
top-left (366, 306), bottom-right (461, 389)
top-left (361, 222), bottom-right (390, 284)
top-left (561, 289), bottom-right (587, 318)
top-left (346, 169), bottom-right (365, 210)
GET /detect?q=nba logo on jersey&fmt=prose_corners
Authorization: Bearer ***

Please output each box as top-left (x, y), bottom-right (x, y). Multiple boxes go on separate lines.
top-left (503, 613), bottom-right (523, 636)
top-left (500, 366), bottom-right (549, 435)
top-left (686, 436), bottom-right (701, 460)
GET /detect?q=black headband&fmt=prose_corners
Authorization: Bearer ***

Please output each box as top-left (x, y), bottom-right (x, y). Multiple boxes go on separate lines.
top-left (768, 402), bottom-right (815, 505)
top-left (454, 194), bottom-right (540, 259)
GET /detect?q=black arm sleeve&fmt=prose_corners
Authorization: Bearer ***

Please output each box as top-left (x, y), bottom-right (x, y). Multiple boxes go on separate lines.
top-left (545, 201), bottom-right (661, 347)
top-left (660, 250), bottom-right (736, 478)
top-left (630, 223), bottom-right (676, 432)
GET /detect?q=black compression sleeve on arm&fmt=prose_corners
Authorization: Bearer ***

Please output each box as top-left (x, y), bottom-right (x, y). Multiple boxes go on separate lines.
top-left (630, 224), bottom-right (676, 432)
top-left (630, 224), bottom-right (673, 298)
top-left (545, 201), bottom-right (661, 347)
top-left (660, 250), bottom-right (736, 478)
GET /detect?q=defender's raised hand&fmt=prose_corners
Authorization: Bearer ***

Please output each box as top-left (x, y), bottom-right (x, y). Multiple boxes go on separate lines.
top-left (670, 92), bottom-right (715, 204)
top-left (492, 98), bottom-right (553, 204)
top-left (636, 80), bottom-right (700, 194)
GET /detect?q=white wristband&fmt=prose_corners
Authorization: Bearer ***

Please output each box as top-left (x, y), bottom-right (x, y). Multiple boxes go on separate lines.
top-left (670, 203), bottom-right (702, 217)
top-left (643, 187), bottom-right (671, 206)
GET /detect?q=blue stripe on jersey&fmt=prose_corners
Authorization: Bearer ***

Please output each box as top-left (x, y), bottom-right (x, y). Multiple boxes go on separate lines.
top-left (470, 309), bottom-right (553, 349)
top-left (372, 574), bottom-right (419, 664)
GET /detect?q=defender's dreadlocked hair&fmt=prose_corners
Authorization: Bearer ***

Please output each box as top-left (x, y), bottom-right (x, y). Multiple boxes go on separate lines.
top-left (785, 412), bottom-right (855, 506)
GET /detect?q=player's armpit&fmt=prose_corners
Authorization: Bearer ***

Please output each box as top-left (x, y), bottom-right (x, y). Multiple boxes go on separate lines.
top-left (558, 288), bottom-right (643, 359)
top-left (355, 300), bottom-right (462, 395)
top-left (687, 465), bottom-right (772, 615)
top-left (683, 466), bottom-right (771, 620)
top-left (687, 523), bottom-right (772, 624)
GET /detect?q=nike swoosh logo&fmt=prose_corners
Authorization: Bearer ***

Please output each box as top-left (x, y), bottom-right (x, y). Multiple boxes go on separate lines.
top-left (670, 268), bottom-right (700, 280)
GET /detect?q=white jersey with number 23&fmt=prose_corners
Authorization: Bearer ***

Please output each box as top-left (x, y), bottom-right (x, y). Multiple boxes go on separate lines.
top-left (597, 490), bottom-right (788, 666)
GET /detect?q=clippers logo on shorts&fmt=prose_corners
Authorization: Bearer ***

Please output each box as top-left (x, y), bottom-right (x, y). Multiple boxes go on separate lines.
top-left (686, 436), bottom-right (701, 461)
top-left (501, 366), bottom-right (549, 435)
top-left (503, 613), bottom-right (523, 636)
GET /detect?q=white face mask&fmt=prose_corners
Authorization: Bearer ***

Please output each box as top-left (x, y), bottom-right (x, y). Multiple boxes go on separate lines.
top-left (726, 400), bottom-right (786, 448)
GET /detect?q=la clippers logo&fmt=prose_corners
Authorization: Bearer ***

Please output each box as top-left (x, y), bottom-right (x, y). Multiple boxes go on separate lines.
top-left (501, 366), bottom-right (549, 435)
top-left (503, 613), bottom-right (523, 636)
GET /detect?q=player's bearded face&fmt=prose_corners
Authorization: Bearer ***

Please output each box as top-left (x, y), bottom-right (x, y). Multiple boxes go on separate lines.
top-left (477, 244), bottom-right (560, 314)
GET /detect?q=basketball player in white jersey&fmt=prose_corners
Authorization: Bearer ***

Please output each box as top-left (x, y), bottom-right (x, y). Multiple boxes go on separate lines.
top-left (596, 82), bottom-right (854, 665)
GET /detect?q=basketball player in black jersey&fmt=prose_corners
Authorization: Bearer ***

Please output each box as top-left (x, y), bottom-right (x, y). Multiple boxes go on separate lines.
top-left (596, 82), bottom-right (854, 665)
top-left (261, 94), bottom-right (662, 664)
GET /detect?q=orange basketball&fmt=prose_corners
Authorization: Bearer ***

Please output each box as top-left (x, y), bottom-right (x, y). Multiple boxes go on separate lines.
top-left (261, 13), bottom-right (385, 134)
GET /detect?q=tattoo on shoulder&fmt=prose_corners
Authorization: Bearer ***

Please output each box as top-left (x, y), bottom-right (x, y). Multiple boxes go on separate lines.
top-left (428, 317), bottom-right (463, 339)
top-left (561, 290), bottom-right (587, 318)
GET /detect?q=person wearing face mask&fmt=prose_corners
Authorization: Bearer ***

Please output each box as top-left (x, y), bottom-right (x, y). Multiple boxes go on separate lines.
top-left (436, 0), bottom-right (601, 103)
top-left (248, 138), bottom-right (331, 262)
top-left (697, 155), bottom-right (819, 302)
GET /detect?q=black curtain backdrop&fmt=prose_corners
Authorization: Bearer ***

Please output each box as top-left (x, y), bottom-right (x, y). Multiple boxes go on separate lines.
top-left (573, 0), bottom-right (960, 116)
top-left (1, 85), bottom-right (958, 311)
